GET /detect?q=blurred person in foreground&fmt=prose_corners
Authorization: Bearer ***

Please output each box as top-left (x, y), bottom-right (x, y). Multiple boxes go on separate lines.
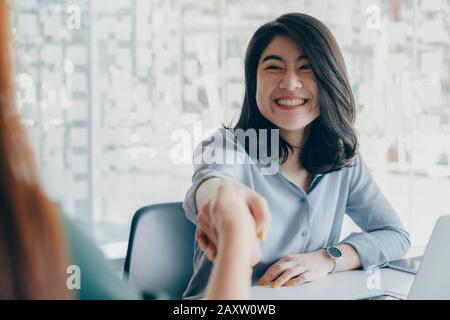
top-left (0, 0), bottom-right (270, 300)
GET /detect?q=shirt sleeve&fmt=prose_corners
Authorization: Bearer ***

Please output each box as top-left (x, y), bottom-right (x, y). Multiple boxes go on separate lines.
top-left (340, 152), bottom-right (411, 270)
top-left (183, 128), bottom-right (248, 225)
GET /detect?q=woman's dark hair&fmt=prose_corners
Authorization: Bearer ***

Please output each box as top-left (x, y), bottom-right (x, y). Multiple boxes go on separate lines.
top-left (230, 13), bottom-right (358, 174)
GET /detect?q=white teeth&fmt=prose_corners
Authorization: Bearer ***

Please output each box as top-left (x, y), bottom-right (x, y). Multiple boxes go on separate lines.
top-left (276, 99), bottom-right (306, 106)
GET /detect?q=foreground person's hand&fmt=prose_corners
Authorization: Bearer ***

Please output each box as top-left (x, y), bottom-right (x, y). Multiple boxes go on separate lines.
top-left (196, 179), bottom-right (271, 264)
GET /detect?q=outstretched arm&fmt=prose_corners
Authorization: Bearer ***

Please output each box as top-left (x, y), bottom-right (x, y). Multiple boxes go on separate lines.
top-left (198, 181), bottom-right (271, 299)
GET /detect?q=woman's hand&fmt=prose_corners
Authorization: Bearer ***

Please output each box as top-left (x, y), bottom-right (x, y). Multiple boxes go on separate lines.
top-left (202, 181), bottom-right (271, 299)
top-left (196, 179), bottom-right (271, 265)
top-left (257, 250), bottom-right (335, 287)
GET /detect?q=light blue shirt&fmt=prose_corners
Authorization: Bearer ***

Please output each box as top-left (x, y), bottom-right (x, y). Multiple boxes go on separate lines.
top-left (182, 128), bottom-right (411, 299)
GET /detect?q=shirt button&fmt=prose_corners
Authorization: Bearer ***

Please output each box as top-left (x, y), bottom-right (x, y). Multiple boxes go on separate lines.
top-left (301, 230), bottom-right (308, 237)
top-left (300, 197), bottom-right (307, 203)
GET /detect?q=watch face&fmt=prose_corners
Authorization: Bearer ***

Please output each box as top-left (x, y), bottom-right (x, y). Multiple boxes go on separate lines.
top-left (328, 247), bottom-right (342, 258)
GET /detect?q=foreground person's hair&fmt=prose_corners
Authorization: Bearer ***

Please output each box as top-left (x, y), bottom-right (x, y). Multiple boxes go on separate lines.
top-left (0, 0), bottom-right (71, 299)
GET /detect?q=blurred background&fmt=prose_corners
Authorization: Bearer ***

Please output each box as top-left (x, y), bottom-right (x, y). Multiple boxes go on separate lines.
top-left (9, 0), bottom-right (450, 260)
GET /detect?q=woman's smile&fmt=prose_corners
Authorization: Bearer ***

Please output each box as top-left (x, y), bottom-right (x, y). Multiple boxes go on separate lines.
top-left (273, 96), bottom-right (309, 110)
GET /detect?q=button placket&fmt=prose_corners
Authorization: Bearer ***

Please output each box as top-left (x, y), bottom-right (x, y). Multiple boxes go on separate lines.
top-left (298, 195), bottom-right (311, 252)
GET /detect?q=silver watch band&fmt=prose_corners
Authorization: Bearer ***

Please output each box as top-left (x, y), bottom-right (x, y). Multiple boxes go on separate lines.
top-left (326, 247), bottom-right (343, 274)
top-left (329, 257), bottom-right (339, 273)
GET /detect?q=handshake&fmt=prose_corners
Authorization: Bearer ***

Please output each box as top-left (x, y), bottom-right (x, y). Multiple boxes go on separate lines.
top-left (196, 178), bottom-right (272, 268)
top-left (196, 178), bottom-right (341, 300)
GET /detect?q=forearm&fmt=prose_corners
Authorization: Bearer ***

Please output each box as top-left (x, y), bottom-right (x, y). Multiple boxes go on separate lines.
top-left (205, 224), bottom-right (253, 300)
top-left (337, 244), bottom-right (361, 271)
top-left (195, 177), bottom-right (224, 212)
top-left (340, 229), bottom-right (411, 269)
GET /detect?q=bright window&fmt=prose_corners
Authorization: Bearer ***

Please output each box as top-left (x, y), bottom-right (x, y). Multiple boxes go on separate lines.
top-left (12, 0), bottom-right (450, 252)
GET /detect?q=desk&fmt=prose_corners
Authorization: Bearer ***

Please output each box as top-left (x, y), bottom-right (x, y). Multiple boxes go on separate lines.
top-left (251, 247), bottom-right (425, 300)
top-left (251, 268), bottom-right (414, 300)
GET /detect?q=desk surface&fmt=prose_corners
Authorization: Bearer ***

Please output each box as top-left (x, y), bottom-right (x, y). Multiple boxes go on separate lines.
top-left (251, 247), bottom-right (424, 300)
top-left (251, 268), bottom-right (414, 300)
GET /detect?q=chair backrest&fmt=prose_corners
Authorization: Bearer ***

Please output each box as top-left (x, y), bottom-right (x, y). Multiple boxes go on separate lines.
top-left (123, 202), bottom-right (196, 299)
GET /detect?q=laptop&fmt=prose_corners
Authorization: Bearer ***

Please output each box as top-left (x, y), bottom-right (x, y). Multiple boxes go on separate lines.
top-left (367, 215), bottom-right (450, 300)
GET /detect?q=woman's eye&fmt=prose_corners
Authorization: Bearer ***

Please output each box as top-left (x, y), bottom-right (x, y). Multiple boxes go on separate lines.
top-left (299, 64), bottom-right (312, 70)
top-left (266, 66), bottom-right (282, 70)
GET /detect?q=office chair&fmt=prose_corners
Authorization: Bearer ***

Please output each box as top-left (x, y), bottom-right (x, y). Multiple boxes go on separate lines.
top-left (123, 202), bottom-right (196, 299)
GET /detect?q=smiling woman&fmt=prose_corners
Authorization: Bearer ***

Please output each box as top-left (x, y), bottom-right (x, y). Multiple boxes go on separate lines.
top-left (257, 37), bottom-right (319, 134)
top-left (235, 13), bottom-right (358, 172)
top-left (183, 13), bottom-right (411, 299)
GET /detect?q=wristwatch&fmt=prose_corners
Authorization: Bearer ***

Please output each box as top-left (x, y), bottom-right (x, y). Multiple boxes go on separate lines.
top-left (326, 246), bottom-right (343, 274)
